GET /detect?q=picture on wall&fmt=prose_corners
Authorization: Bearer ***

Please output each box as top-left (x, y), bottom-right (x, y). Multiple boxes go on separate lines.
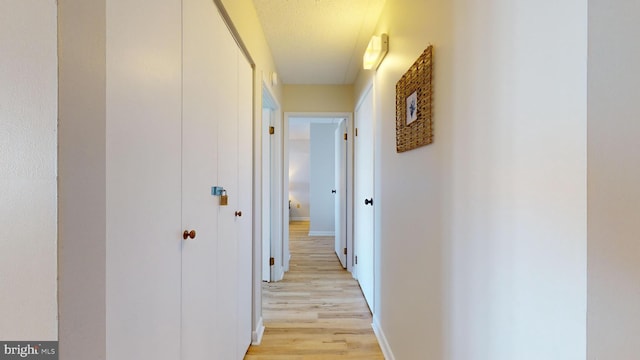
top-left (395, 45), bottom-right (433, 152)
top-left (406, 91), bottom-right (418, 125)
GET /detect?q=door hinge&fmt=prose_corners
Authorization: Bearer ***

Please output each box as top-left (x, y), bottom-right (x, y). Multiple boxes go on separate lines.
top-left (343, 133), bottom-right (348, 141)
top-left (355, 256), bottom-right (358, 265)
top-left (355, 128), bottom-right (358, 136)
top-left (269, 126), bottom-right (275, 135)
top-left (343, 247), bottom-right (347, 255)
top-left (269, 257), bottom-right (275, 266)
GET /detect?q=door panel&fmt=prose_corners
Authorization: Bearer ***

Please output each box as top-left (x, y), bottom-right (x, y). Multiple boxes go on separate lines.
top-left (334, 120), bottom-right (347, 268)
top-left (236, 54), bottom-right (253, 357)
top-left (215, 20), bottom-right (240, 360)
top-left (355, 86), bottom-right (374, 311)
top-left (182, 2), bottom-right (252, 359)
top-left (272, 114), bottom-right (284, 281)
top-left (180, 0), bottom-right (221, 358)
top-left (262, 107), bottom-right (272, 282)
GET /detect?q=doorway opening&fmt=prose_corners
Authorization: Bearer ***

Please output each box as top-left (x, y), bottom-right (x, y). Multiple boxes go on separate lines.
top-left (261, 111), bottom-right (355, 285)
top-left (284, 112), bottom-right (355, 274)
top-left (259, 111), bottom-right (355, 284)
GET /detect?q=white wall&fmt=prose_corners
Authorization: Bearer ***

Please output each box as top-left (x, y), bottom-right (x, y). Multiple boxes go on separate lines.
top-left (0, 0), bottom-right (58, 341)
top-left (288, 139), bottom-right (310, 220)
top-left (309, 123), bottom-right (338, 235)
top-left (58, 0), bottom-right (108, 356)
top-left (283, 85), bottom-right (354, 113)
top-left (355, 0), bottom-right (587, 358)
top-left (104, 0), bottom-right (183, 357)
top-left (587, 1), bottom-right (640, 358)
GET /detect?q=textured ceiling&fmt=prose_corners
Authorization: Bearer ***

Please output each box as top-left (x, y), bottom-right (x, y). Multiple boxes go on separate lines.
top-left (253, 0), bottom-right (385, 85)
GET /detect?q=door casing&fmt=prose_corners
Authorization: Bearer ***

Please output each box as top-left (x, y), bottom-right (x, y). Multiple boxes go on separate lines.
top-left (282, 112), bottom-right (355, 273)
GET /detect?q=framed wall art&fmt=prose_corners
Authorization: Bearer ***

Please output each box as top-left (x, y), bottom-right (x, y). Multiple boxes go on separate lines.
top-left (395, 45), bottom-right (433, 152)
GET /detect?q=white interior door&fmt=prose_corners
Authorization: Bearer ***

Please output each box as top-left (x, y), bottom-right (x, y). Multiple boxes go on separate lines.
top-left (272, 114), bottom-right (284, 281)
top-left (355, 86), bottom-right (375, 311)
top-left (180, 0), bottom-right (221, 358)
top-left (334, 120), bottom-right (347, 268)
top-left (236, 53), bottom-right (253, 357)
top-left (182, 3), bottom-right (251, 359)
top-left (262, 106), bottom-right (272, 282)
top-left (281, 117), bottom-right (290, 275)
top-left (263, 93), bottom-right (284, 283)
top-left (215, 26), bottom-right (240, 360)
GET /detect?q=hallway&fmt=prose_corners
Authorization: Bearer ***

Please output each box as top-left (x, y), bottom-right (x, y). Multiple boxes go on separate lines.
top-left (244, 221), bottom-right (383, 359)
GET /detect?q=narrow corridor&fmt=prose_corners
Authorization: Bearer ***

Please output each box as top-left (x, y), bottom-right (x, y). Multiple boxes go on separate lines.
top-left (244, 221), bottom-right (383, 359)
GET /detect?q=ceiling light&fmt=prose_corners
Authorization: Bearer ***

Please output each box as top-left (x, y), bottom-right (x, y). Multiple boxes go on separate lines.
top-left (363, 33), bottom-right (389, 70)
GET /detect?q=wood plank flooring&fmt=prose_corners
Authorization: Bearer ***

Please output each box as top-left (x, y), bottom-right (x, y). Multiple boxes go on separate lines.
top-left (244, 221), bottom-right (384, 360)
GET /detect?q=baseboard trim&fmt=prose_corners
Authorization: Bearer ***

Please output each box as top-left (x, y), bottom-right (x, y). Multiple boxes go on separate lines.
top-left (290, 217), bottom-right (310, 221)
top-left (308, 231), bottom-right (335, 236)
top-left (252, 317), bottom-right (265, 345)
top-left (372, 316), bottom-right (395, 360)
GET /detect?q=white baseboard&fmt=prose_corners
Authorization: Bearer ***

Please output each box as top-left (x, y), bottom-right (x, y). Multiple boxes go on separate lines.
top-left (290, 217), bottom-right (310, 221)
top-left (372, 316), bottom-right (395, 360)
top-left (252, 317), bottom-right (265, 345)
top-left (308, 231), bottom-right (335, 236)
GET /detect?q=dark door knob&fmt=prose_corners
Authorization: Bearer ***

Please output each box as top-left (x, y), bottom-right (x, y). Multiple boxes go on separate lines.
top-left (183, 230), bottom-right (196, 240)
top-left (235, 211), bottom-right (242, 217)
top-left (331, 189), bottom-right (337, 194)
top-left (364, 198), bottom-right (373, 206)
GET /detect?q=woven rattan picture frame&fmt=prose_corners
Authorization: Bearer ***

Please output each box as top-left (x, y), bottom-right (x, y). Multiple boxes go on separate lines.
top-left (395, 45), bottom-right (433, 152)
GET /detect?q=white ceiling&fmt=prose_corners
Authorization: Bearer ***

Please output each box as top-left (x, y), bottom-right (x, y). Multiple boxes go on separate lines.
top-left (253, 0), bottom-right (385, 85)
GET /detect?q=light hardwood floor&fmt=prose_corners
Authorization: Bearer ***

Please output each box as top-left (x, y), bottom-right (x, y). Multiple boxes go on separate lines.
top-left (244, 221), bottom-right (384, 360)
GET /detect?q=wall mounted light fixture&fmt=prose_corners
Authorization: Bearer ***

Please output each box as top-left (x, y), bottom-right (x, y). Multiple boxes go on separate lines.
top-left (363, 33), bottom-right (389, 70)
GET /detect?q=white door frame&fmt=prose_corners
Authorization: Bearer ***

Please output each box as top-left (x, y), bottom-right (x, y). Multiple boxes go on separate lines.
top-left (283, 112), bottom-right (355, 273)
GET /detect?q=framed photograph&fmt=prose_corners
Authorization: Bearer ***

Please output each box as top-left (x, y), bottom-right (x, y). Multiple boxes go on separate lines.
top-left (406, 91), bottom-right (418, 125)
top-left (395, 45), bottom-right (433, 152)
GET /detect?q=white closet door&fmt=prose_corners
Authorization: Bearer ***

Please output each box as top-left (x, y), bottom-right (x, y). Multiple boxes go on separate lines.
top-left (236, 54), bottom-right (254, 358)
top-left (105, 0), bottom-right (182, 358)
top-left (354, 86), bottom-right (375, 312)
top-left (215, 14), bottom-right (241, 360)
top-left (181, 2), bottom-right (252, 359)
top-left (180, 0), bottom-right (220, 358)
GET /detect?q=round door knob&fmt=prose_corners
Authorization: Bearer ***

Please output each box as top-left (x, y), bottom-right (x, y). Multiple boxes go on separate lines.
top-left (364, 198), bottom-right (373, 206)
top-left (235, 211), bottom-right (242, 217)
top-left (183, 230), bottom-right (196, 240)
